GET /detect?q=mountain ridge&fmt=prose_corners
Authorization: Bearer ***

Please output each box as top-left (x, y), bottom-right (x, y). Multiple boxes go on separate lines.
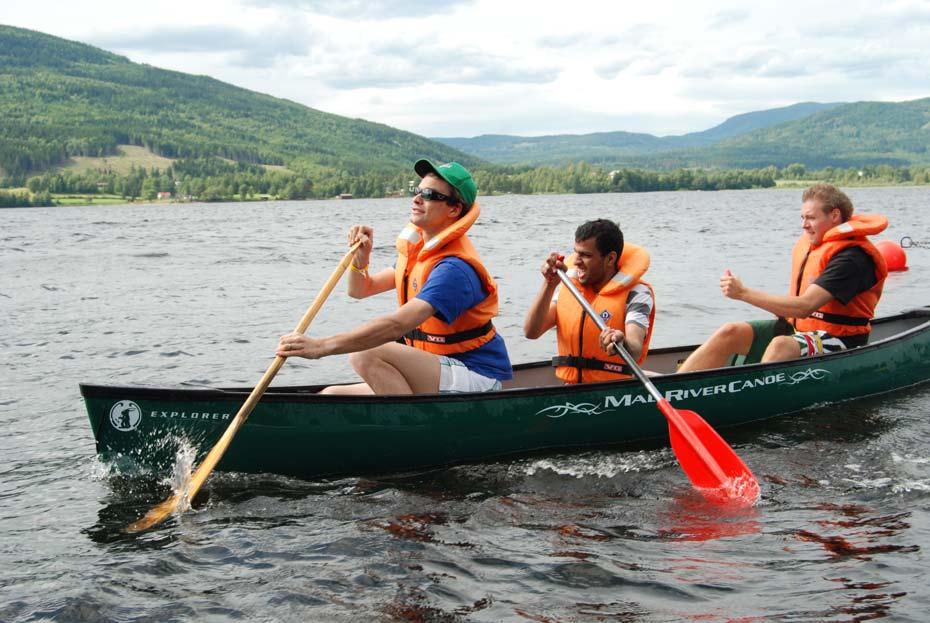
top-left (433, 102), bottom-right (847, 165)
top-left (434, 98), bottom-right (930, 169)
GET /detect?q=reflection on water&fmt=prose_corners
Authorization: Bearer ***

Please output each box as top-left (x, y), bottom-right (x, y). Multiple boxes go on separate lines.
top-left (2, 187), bottom-right (930, 620)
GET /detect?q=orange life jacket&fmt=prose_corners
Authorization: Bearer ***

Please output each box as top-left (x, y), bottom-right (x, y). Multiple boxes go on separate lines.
top-left (790, 213), bottom-right (889, 336)
top-left (394, 202), bottom-right (499, 355)
top-left (554, 243), bottom-right (655, 384)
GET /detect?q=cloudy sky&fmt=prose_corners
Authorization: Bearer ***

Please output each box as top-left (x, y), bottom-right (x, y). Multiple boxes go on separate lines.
top-left (3, 0), bottom-right (928, 138)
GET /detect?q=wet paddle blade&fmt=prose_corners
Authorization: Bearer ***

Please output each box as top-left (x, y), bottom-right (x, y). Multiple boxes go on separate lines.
top-left (666, 407), bottom-right (760, 506)
top-left (126, 492), bottom-right (186, 533)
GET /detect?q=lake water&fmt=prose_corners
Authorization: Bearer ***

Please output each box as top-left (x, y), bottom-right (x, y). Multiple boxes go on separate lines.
top-left (2, 187), bottom-right (929, 621)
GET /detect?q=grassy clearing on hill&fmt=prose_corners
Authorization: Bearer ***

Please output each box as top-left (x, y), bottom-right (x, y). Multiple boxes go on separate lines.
top-left (60, 145), bottom-right (175, 175)
top-left (60, 146), bottom-right (295, 177)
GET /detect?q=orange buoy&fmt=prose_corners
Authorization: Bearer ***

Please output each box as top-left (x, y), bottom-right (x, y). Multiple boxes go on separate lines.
top-left (875, 239), bottom-right (908, 271)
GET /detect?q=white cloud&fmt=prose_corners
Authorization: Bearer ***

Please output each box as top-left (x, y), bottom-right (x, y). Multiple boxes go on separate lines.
top-left (1, 0), bottom-right (927, 137)
top-left (241, 0), bottom-right (475, 18)
top-left (92, 23), bottom-right (315, 68)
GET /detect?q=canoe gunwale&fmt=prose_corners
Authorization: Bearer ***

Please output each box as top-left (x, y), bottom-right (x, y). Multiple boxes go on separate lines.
top-left (79, 306), bottom-right (930, 404)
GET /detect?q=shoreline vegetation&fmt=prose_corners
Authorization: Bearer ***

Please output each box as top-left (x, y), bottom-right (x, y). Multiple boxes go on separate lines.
top-left (2, 157), bottom-right (929, 209)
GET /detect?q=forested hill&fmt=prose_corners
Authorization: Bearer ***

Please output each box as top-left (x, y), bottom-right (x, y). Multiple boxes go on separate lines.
top-left (434, 102), bottom-right (843, 166)
top-left (436, 99), bottom-right (930, 170)
top-left (681, 99), bottom-right (930, 169)
top-left (0, 25), bottom-right (478, 178)
top-left (675, 102), bottom-right (844, 146)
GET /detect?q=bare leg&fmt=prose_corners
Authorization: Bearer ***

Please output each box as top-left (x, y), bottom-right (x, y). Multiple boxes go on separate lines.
top-left (678, 321), bottom-right (754, 372)
top-left (318, 382), bottom-right (374, 395)
top-left (761, 335), bottom-right (802, 363)
top-left (349, 342), bottom-right (441, 394)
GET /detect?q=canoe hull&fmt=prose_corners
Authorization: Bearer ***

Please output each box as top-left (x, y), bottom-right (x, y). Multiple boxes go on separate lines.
top-left (81, 307), bottom-right (930, 480)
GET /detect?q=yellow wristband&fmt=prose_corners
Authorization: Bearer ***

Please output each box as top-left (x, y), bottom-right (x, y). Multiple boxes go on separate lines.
top-left (349, 263), bottom-right (368, 275)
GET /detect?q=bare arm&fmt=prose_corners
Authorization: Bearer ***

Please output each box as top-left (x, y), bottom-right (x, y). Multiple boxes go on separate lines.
top-left (723, 272), bottom-right (834, 318)
top-left (524, 283), bottom-right (558, 339)
top-left (600, 323), bottom-right (648, 361)
top-left (277, 298), bottom-right (435, 359)
top-left (524, 252), bottom-right (564, 339)
top-left (344, 224), bottom-right (396, 299)
top-left (347, 266), bottom-right (395, 299)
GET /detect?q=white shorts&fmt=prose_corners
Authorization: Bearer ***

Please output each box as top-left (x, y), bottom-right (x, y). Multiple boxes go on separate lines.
top-left (438, 356), bottom-right (502, 393)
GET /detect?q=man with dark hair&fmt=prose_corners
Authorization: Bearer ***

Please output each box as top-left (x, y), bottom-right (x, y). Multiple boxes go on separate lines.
top-left (679, 184), bottom-right (889, 371)
top-left (523, 219), bottom-right (656, 384)
top-left (278, 160), bottom-right (512, 394)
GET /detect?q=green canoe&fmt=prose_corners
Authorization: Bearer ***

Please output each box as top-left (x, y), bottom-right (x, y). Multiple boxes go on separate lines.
top-left (81, 306), bottom-right (930, 480)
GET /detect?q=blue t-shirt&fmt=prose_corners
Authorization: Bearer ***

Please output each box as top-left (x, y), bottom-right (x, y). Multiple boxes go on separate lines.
top-left (415, 257), bottom-right (513, 380)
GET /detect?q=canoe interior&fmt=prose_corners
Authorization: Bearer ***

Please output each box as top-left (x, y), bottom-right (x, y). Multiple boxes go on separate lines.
top-left (248, 307), bottom-right (930, 395)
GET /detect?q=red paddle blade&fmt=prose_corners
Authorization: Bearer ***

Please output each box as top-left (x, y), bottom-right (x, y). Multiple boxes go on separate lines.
top-left (662, 403), bottom-right (760, 506)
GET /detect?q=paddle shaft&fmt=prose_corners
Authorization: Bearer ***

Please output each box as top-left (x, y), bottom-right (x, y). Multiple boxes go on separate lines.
top-left (555, 269), bottom-right (731, 485)
top-left (127, 242), bottom-right (362, 532)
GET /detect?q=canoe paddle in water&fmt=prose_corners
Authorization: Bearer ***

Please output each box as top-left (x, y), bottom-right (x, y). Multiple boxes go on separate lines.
top-left (126, 242), bottom-right (363, 532)
top-left (556, 269), bottom-right (760, 506)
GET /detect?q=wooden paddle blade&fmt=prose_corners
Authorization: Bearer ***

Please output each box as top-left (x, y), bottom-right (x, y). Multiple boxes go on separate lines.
top-left (126, 492), bottom-right (186, 533)
top-left (666, 407), bottom-right (760, 506)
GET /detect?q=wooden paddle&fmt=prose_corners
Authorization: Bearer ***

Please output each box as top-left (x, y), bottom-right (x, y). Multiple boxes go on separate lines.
top-left (126, 242), bottom-right (363, 532)
top-left (556, 269), bottom-right (760, 505)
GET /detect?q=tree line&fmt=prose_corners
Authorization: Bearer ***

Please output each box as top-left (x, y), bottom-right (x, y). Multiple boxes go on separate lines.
top-left (8, 158), bottom-right (780, 203)
top-left (0, 189), bottom-right (53, 208)
top-left (5, 159), bottom-right (930, 208)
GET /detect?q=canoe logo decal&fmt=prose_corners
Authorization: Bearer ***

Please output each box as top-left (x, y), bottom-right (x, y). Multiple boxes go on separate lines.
top-left (535, 367), bottom-right (833, 417)
top-left (783, 368), bottom-right (830, 385)
top-left (537, 402), bottom-right (605, 418)
top-left (109, 400), bottom-right (142, 431)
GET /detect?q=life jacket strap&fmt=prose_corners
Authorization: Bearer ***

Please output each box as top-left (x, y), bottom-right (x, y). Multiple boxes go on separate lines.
top-left (807, 310), bottom-right (870, 326)
top-left (551, 355), bottom-right (630, 375)
top-left (404, 320), bottom-right (495, 345)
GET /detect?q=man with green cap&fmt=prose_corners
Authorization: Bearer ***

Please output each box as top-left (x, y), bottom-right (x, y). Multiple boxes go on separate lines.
top-left (277, 160), bottom-right (512, 395)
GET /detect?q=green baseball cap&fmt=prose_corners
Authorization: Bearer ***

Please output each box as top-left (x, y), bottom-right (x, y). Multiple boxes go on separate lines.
top-left (414, 159), bottom-right (477, 209)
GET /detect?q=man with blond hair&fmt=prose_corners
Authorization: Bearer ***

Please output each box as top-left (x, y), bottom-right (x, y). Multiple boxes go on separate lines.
top-left (679, 184), bottom-right (889, 371)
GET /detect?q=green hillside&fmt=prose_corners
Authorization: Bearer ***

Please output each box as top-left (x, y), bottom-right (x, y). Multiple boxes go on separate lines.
top-left (0, 24), bottom-right (479, 179)
top-left (685, 99), bottom-right (930, 169)
top-left (437, 99), bottom-right (930, 171)
top-left (673, 102), bottom-right (844, 146)
top-left (432, 131), bottom-right (666, 166)
top-left (434, 102), bottom-right (843, 166)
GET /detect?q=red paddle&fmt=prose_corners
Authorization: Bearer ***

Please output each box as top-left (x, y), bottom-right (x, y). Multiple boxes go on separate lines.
top-left (557, 269), bottom-right (759, 505)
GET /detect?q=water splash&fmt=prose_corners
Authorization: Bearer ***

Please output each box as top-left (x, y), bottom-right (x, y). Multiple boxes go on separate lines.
top-left (523, 451), bottom-right (673, 478)
top-left (162, 439), bottom-right (199, 514)
top-left (842, 452), bottom-right (930, 493)
top-left (891, 451), bottom-right (930, 465)
top-left (88, 455), bottom-right (120, 481)
top-left (700, 474), bottom-right (761, 507)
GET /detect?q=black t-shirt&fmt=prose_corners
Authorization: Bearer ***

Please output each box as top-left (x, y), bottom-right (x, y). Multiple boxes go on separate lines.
top-left (812, 247), bottom-right (878, 305)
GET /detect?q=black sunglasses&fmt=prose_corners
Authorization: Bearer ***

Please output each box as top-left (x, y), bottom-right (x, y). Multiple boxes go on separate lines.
top-left (413, 186), bottom-right (459, 205)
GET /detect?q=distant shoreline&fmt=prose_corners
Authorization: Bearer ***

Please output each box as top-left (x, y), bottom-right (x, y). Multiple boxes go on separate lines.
top-left (4, 180), bottom-right (929, 209)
